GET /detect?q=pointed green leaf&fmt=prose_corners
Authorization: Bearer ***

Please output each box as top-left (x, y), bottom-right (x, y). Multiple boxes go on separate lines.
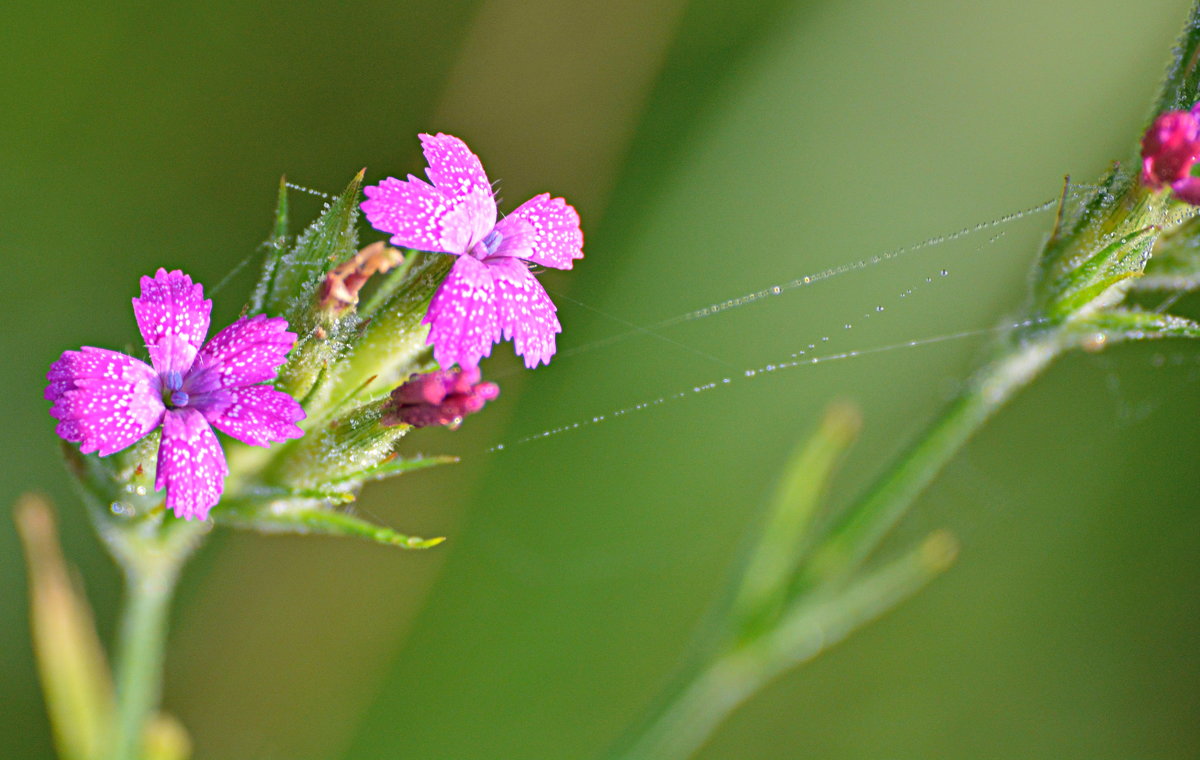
top-left (1046, 225), bottom-right (1156, 318)
top-left (1073, 309), bottom-right (1200, 342)
top-left (1153, 2), bottom-right (1200, 115)
top-left (219, 501), bottom-right (444, 549)
top-left (249, 176), bottom-right (290, 315)
top-left (324, 453), bottom-right (459, 486)
top-left (762, 530), bottom-right (957, 672)
top-left (264, 170), bottom-right (364, 320)
top-left (730, 403), bottom-right (860, 643)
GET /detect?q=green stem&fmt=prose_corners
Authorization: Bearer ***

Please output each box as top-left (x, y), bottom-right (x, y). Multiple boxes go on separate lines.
top-left (606, 328), bottom-right (1066, 760)
top-left (611, 655), bottom-right (760, 760)
top-left (102, 518), bottom-right (204, 760)
top-left (111, 567), bottom-right (179, 760)
top-left (798, 330), bottom-right (1064, 588)
top-left (609, 531), bottom-right (958, 760)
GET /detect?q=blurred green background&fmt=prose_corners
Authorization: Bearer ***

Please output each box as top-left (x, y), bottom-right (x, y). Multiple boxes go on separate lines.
top-left (4, 0), bottom-right (1200, 757)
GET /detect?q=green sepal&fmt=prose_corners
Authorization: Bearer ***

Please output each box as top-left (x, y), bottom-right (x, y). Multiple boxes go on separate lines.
top-left (248, 176), bottom-right (290, 315)
top-left (1038, 190), bottom-right (1160, 320)
top-left (262, 170), bottom-right (364, 322)
top-left (1134, 212), bottom-right (1200, 291)
top-left (1152, 2), bottom-right (1200, 116)
top-left (266, 399), bottom-right (407, 490)
top-left (265, 171), bottom-right (367, 401)
top-left (317, 251), bottom-right (453, 413)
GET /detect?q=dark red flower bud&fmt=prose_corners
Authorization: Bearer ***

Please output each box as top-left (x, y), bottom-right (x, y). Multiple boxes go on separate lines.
top-left (1141, 106), bottom-right (1200, 204)
top-left (382, 368), bottom-right (499, 428)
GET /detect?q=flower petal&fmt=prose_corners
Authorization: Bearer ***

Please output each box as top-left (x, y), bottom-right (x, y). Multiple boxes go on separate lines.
top-left (187, 314), bottom-right (297, 393)
top-left (425, 254), bottom-right (500, 369)
top-left (132, 269), bottom-right (212, 375)
top-left (419, 132), bottom-right (497, 241)
top-left (361, 175), bottom-right (480, 254)
top-left (489, 257), bottom-right (561, 368)
top-left (203, 384), bottom-right (306, 447)
top-left (1173, 176), bottom-right (1200, 205)
top-left (47, 347), bottom-right (164, 455)
top-left (494, 193), bottom-right (583, 270)
top-left (156, 408), bottom-right (227, 520)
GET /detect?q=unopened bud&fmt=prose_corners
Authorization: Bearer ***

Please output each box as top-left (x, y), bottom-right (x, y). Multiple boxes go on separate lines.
top-left (382, 368), bottom-right (499, 428)
top-left (1141, 106), bottom-right (1200, 204)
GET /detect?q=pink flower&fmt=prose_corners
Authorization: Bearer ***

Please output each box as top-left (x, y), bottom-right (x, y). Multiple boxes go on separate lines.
top-left (46, 269), bottom-right (305, 520)
top-left (381, 368), bottom-right (499, 429)
top-left (1141, 105), bottom-right (1200, 204)
top-left (361, 133), bottom-right (584, 369)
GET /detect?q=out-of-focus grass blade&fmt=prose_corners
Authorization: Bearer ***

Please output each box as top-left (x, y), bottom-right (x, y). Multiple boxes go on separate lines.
top-left (14, 493), bottom-right (115, 760)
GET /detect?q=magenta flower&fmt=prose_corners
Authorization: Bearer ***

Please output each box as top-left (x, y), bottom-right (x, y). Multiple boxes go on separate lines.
top-left (1141, 105), bottom-right (1200, 204)
top-left (46, 269), bottom-right (305, 520)
top-left (382, 368), bottom-right (499, 429)
top-left (361, 133), bottom-right (584, 369)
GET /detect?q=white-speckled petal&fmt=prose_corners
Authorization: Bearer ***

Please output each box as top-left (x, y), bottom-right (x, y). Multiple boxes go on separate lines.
top-left (205, 385), bottom-right (305, 447)
top-left (489, 257), bottom-right (561, 368)
top-left (495, 193), bottom-right (583, 270)
top-left (187, 314), bottom-right (297, 393)
top-left (132, 269), bottom-right (212, 375)
top-left (419, 132), bottom-right (497, 241)
top-left (155, 408), bottom-right (227, 520)
top-left (47, 347), bottom-right (165, 456)
top-left (424, 254), bottom-right (500, 369)
top-left (361, 174), bottom-right (479, 254)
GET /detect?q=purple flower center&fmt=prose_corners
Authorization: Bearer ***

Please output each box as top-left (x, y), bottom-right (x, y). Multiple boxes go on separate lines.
top-left (482, 229), bottom-right (503, 256)
top-left (162, 369), bottom-right (190, 408)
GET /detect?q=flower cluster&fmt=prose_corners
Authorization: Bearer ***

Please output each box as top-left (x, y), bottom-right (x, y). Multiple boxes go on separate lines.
top-left (361, 133), bottom-right (584, 370)
top-left (47, 270), bottom-right (304, 520)
top-left (46, 135), bottom-right (581, 524)
top-left (382, 368), bottom-right (499, 429)
top-left (1141, 104), bottom-right (1200, 204)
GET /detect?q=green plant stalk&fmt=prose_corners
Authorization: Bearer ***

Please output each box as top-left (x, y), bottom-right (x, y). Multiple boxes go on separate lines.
top-left (111, 570), bottom-right (177, 760)
top-left (796, 329), bottom-right (1064, 590)
top-left (605, 326), bottom-right (1067, 760)
top-left (103, 518), bottom-right (204, 760)
top-left (609, 531), bottom-right (956, 760)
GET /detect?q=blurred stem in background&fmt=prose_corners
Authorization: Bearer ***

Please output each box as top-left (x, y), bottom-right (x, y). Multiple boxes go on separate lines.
top-left (605, 5), bottom-right (1200, 757)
